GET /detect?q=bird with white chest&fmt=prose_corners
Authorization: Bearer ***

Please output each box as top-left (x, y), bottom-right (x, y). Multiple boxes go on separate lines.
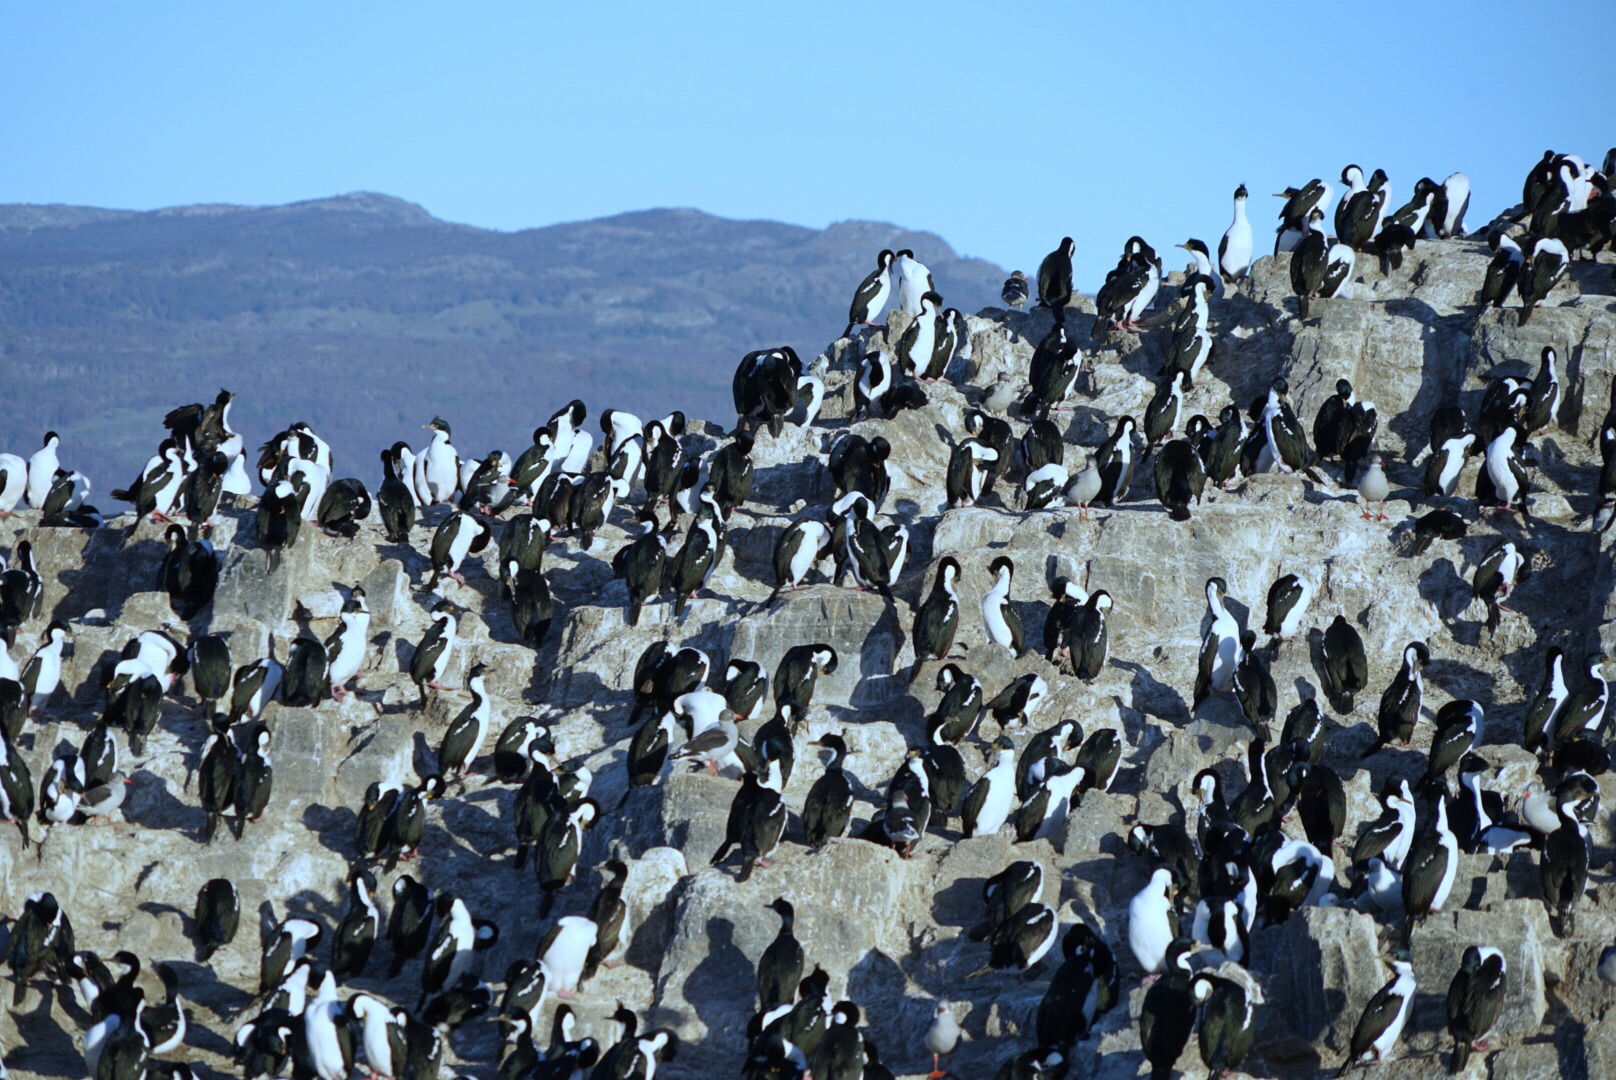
top-left (25, 432), bottom-right (61, 509)
top-left (891, 248), bottom-right (935, 314)
top-left (414, 417), bottom-right (459, 507)
top-left (1219, 184), bottom-right (1254, 282)
top-left (981, 556), bottom-right (1024, 659)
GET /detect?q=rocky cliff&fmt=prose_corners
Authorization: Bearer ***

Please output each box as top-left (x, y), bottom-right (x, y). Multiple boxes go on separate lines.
top-left (2, 229), bottom-right (1615, 1080)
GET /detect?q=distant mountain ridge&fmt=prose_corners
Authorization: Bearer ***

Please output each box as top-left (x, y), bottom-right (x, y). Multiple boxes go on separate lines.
top-left (0, 194), bottom-right (1007, 488)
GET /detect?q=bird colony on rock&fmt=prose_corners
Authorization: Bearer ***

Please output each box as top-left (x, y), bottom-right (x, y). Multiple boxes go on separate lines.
top-left (3, 147), bottom-right (1616, 1080)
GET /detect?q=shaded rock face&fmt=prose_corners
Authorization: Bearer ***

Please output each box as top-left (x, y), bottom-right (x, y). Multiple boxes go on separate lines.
top-left (1, 230), bottom-right (1615, 1080)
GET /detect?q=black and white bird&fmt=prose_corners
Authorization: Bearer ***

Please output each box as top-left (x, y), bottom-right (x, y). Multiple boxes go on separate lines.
top-left (1256, 381), bottom-right (1322, 480)
top-left (1175, 239), bottom-right (1225, 299)
top-left (438, 663), bottom-right (492, 779)
top-left (332, 869), bottom-right (381, 978)
top-left (893, 291), bottom-right (943, 379)
top-left (1549, 652), bottom-right (1609, 749)
top-left (1516, 236), bottom-right (1569, 324)
top-left (1471, 540), bottom-right (1525, 636)
top-left (1367, 642), bottom-right (1430, 755)
top-left (981, 557), bottom-right (1024, 658)
top-left (431, 510), bottom-right (492, 585)
top-left (1001, 270), bottom-right (1030, 310)
top-left (960, 736), bottom-right (1017, 839)
top-left (1475, 426), bottom-right (1527, 514)
top-left (229, 638), bottom-right (284, 723)
top-left (1424, 412), bottom-right (1476, 499)
top-left (973, 901), bottom-right (1058, 978)
top-left (1522, 646), bottom-right (1570, 753)
top-left (1093, 416), bottom-right (1138, 506)
top-left (1290, 209), bottom-right (1330, 319)
top-left (845, 250), bottom-right (894, 334)
top-left (1193, 578), bottom-right (1242, 712)
top-left (1219, 184), bottom-right (1254, 282)
top-left (1262, 573), bottom-right (1312, 650)
top-left (1321, 614), bottom-right (1369, 714)
top-left (1153, 435), bottom-right (1205, 522)
top-left (1064, 590), bottom-right (1113, 682)
top-left (1346, 956), bottom-right (1416, 1066)
top-left (1335, 165), bottom-right (1387, 251)
top-left (771, 519), bottom-right (831, 601)
top-left (1127, 867), bottom-right (1179, 977)
top-left (1139, 940), bottom-right (1196, 1080)
top-left (1143, 371), bottom-right (1189, 449)
top-left (1274, 179), bottom-right (1333, 253)
top-left (890, 248), bottom-right (935, 315)
top-left (1400, 793), bottom-right (1458, 943)
top-left (1094, 236), bottom-right (1162, 333)
top-left (1446, 945), bottom-right (1505, 1073)
top-left (945, 438), bottom-right (999, 509)
top-left (1480, 231), bottom-right (1524, 309)
top-left (1191, 968), bottom-right (1259, 1077)
top-left (1037, 238), bottom-right (1076, 322)
top-left (910, 557), bottom-right (961, 680)
top-left (757, 898), bottom-right (804, 1008)
top-left (410, 601), bottom-right (458, 705)
top-left (802, 734), bottom-right (854, 852)
top-left (323, 588), bottom-right (370, 701)
top-left (193, 878), bottom-right (239, 962)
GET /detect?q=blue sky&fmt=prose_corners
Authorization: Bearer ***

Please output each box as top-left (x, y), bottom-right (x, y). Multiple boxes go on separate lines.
top-left (3, 2), bottom-right (1608, 287)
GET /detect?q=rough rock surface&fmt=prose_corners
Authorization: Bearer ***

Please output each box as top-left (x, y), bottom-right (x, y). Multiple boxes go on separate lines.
top-left (2, 232), bottom-right (1616, 1080)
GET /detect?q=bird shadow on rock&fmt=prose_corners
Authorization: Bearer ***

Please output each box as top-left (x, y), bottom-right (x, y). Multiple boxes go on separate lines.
top-left (124, 771), bottom-right (207, 838)
top-left (1416, 556), bottom-right (1470, 630)
top-left (1072, 831), bottom-right (1141, 899)
top-left (68, 647), bottom-right (126, 713)
top-left (846, 944), bottom-right (908, 1016)
top-left (749, 463), bottom-right (818, 517)
top-left (1302, 486), bottom-right (1360, 508)
top-left (1058, 403), bottom-right (1116, 450)
top-left (301, 801), bottom-right (359, 861)
top-left (1423, 658), bottom-right (1497, 712)
top-left (1113, 660), bottom-right (1189, 726)
top-left (1303, 627), bottom-right (1341, 710)
top-left (134, 899), bottom-right (190, 939)
top-left (432, 787), bottom-right (505, 852)
top-left (928, 875), bottom-right (986, 935)
top-left (411, 730), bottom-right (438, 780)
top-left (161, 707), bottom-right (215, 785)
top-left (723, 521), bottom-right (775, 586)
top-left (1099, 330), bottom-right (1157, 386)
top-left (278, 885), bottom-right (343, 933)
top-left (6, 984), bottom-right (84, 1080)
top-left (664, 917), bottom-right (751, 1044)
top-left (164, 959), bottom-right (256, 1029)
top-left (1253, 923), bottom-right (1339, 1051)
top-left (846, 599), bottom-right (904, 709)
top-left (551, 668), bottom-right (631, 739)
top-left (1382, 297), bottom-right (1469, 454)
